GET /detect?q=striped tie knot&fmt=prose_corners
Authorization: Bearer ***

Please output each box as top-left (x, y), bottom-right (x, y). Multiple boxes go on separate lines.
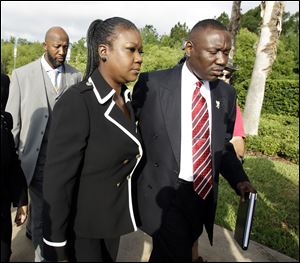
top-left (196, 81), bottom-right (202, 89)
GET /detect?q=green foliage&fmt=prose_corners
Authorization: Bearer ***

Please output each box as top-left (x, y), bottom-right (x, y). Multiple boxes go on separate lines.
top-left (15, 42), bottom-right (44, 69)
top-left (216, 12), bottom-right (230, 27)
top-left (233, 24), bottom-right (299, 118)
top-left (234, 79), bottom-right (299, 117)
top-left (140, 25), bottom-right (159, 45)
top-left (246, 114), bottom-right (299, 163)
top-left (69, 38), bottom-right (87, 75)
top-left (232, 7), bottom-right (299, 83)
top-left (282, 33), bottom-right (299, 74)
top-left (216, 156), bottom-right (299, 260)
top-left (282, 11), bottom-right (299, 36)
top-left (141, 44), bottom-right (184, 72)
top-left (240, 5), bottom-right (261, 34)
top-left (1, 40), bottom-right (43, 75)
top-left (168, 22), bottom-right (189, 48)
top-left (263, 80), bottom-right (299, 116)
top-left (270, 40), bottom-right (298, 79)
top-left (1, 41), bottom-right (13, 74)
top-left (233, 28), bottom-right (258, 84)
top-left (159, 34), bottom-right (172, 47)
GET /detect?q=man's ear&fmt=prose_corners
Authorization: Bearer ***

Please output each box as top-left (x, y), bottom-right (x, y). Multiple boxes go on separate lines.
top-left (98, 44), bottom-right (108, 62)
top-left (43, 42), bottom-right (47, 52)
top-left (185, 41), bottom-right (193, 57)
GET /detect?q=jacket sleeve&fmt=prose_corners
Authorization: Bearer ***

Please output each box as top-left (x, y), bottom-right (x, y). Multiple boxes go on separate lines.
top-left (42, 87), bottom-right (89, 261)
top-left (1, 111), bottom-right (28, 207)
top-left (9, 127), bottom-right (28, 207)
top-left (219, 90), bottom-right (249, 194)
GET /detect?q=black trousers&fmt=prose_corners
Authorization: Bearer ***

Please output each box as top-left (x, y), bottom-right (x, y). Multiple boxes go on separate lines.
top-left (74, 236), bottom-right (120, 262)
top-left (149, 179), bottom-right (212, 262)
top-left (0, 209), bottom-right (12, 262)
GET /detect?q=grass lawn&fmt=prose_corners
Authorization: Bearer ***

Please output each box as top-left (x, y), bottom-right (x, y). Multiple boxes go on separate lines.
top-left (215, 155), bottom-right (299, 260)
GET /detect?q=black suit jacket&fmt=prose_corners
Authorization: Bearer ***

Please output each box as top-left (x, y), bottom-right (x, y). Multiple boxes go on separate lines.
top-left (132, 64), bottom-right (248, 244)
top-left (1, 110), bottom-right (27, 248)
top-left (1, 73), bottom-right (10, 110)
top-left (43, 69), bottom-right (143, 261)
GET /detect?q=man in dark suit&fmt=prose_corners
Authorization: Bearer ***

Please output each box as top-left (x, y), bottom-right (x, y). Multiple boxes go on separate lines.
top-left (132, 19), bottom-right (256, 261)
top-left (1, 73), bottom-right (28, 261)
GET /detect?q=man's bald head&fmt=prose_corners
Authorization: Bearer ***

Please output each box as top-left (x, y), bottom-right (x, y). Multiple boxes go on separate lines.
top-left (43, 26), bottom-right (69, 68)
top-left (188, 19), bottom-right (228, 42)
top-left (44, 26), bottom-right (69, 42)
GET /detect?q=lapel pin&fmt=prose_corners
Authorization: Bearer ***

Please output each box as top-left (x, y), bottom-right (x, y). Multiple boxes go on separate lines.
top-left (216, 100), bottom-right (220, 109)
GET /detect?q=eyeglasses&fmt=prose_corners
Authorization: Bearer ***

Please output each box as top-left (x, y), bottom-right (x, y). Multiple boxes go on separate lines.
top-left (220, 73), bottom-right (232, 80)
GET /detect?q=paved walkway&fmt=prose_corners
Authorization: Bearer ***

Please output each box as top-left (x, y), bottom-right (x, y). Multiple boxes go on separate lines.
top-left (10, 209), bottom-right (298, 262)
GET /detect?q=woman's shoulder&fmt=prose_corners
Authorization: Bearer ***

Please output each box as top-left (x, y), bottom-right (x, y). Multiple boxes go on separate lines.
top-left (69, 79), bottom-right (94, 93)
top-left (56, 80), bottom-right (94, 107)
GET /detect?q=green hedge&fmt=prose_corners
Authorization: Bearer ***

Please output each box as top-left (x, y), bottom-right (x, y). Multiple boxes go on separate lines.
top-left (246, 114), bottom-right (299, 164)
top-left (234, 79), bottom-right (299, 117)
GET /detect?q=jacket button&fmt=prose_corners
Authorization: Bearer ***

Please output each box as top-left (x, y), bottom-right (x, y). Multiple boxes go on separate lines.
top-left (153, 134), bottom-right (158, 139)
top-left (116, 182), bottom-right (120, 187)
top-left (127, 175), bottom-right (131, 180)
top-left (154, 162), bottom-right (159, 167)
top-left (41, 131), bottom-right (44, 135)
top-left (36, 148), bottom-right (39, 152)
top-left (45, 115), bottom-right (48, 118)
top-left (123, 159), bottom-right (129, 165)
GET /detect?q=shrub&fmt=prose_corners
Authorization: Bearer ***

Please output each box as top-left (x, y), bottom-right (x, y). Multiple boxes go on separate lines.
top-left (246, 114), bottom-right (299, 163)
top-left (235, 79), bottom-right (299, 117)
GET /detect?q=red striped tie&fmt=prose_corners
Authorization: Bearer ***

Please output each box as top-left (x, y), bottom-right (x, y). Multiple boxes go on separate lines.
top-left (192, 81), bottom-right (213, 199)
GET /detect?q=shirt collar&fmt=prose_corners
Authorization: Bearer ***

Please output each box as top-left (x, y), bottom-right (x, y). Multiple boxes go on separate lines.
top-left (41, 54), bottom-right (63, 73)
top-left (182, 61), bottom-right (206, 89)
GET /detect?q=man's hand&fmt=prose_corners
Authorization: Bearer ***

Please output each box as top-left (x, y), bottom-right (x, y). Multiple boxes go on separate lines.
top-left (236, 181), bottom-right (257, 202)
top-left (15, 205), bottom-right (28, 226)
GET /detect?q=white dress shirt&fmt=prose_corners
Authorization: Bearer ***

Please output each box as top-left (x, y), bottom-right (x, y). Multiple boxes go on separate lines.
top-left (179, 62), bottom-right (212, 182)
top-left (41, 54), bottom-right (63, 93)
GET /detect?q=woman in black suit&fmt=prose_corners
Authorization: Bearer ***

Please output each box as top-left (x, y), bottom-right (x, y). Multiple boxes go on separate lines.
top-left (42, 17), bottom-right (143, 262)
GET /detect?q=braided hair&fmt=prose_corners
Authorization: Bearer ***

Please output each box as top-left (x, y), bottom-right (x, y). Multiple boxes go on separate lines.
top-left (84, 17), bottom-right (138, 80)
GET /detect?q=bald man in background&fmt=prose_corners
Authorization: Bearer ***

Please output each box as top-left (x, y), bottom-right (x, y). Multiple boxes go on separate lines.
top-left (5, 26), bottom-right (82, 261)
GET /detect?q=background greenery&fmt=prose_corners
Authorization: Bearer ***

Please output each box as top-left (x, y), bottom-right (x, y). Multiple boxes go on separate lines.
top-left (215, 113), bottom-right (299, 260)
top-left (246, 114), bottom-right (299, 164)
top-left (216, 155), bottom-right (299, 260)
top-left (1, 5), bottom-right (299, 261)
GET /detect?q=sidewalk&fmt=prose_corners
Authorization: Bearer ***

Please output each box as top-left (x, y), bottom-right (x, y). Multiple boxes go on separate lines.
top-left (10, 209), bottom-right (298, 262)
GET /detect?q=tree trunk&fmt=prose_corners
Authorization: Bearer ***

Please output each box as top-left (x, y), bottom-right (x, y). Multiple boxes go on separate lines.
top-left (228, 1), bottom-right (242, 60)
top-left (243, 1), bottom-right (285, 135)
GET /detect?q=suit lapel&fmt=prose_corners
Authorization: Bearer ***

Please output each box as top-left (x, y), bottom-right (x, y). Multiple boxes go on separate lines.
top-left (209, 80), bottom-right (226, 163)
top-left (63, 65), bottom-right (76, 91)
top-left (35, 60), bottom-right (50, 107)
top-left (106, 101), bottom-right (139, 141)
top-left (160, 66), bottom-right (182, 166)
top-left (89, 70), bottom-right (140, 143)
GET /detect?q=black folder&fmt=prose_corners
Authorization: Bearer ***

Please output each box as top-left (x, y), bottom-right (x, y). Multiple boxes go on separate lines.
top-left (234, 192), bottom-right (257, 250)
